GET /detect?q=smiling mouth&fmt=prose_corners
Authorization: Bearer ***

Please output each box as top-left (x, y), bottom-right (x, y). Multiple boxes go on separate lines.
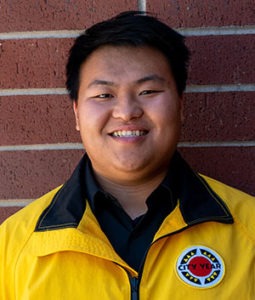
top-left (110, 130), bottom-right (148, 137)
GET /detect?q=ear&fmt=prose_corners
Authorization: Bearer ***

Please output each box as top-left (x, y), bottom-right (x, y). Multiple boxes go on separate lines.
top-left (73, 101), bottom-right (80, 131)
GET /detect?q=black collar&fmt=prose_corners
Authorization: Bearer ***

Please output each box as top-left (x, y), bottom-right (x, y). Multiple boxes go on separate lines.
top-left (35, 152), bottom-right (233, 231)
top-left (84, 154), bottom-right (178, 215)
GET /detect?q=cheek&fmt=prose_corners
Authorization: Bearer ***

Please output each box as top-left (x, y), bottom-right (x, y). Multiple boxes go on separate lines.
top-left (77, 104), bottom-right (110, 135)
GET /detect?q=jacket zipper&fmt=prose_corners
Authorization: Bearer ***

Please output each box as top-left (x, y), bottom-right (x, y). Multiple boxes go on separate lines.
top-left (127, 229), bottom-right (187, 300)
top-left (127, 233), bottom-right (179, 300)
top-left (129, 276), bottom-right (139, 300)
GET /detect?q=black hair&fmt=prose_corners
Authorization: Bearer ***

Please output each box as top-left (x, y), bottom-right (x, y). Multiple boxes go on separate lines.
top-left (66, 11), bottom-right (190, 100)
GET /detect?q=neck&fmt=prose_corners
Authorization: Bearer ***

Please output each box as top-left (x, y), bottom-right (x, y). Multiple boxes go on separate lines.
top-left (94, 172), bottom-right (167, 219)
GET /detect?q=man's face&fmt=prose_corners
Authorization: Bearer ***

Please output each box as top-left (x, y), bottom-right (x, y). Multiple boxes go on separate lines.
top-left (73, 45), bottom-right (183, 184)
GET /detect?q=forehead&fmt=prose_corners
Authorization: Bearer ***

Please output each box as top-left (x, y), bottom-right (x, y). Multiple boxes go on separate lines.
top-left (79, 45), bottom-right (173, 83)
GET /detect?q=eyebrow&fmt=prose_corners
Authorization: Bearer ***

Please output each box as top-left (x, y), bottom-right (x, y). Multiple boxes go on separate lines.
top-left (87, 74), bottom-right (166, 89)
top-left (136, 74), bottom-right (166, 84)
top-left (87, 80), bottom-right (115, 88)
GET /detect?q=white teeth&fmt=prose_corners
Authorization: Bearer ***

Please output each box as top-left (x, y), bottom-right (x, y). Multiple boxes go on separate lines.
top-left (112, 130), bottom-right (146, 137)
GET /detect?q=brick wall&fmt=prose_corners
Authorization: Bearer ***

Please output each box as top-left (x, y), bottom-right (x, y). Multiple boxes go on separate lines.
top-left (0, 0), bottom-right (254, 224)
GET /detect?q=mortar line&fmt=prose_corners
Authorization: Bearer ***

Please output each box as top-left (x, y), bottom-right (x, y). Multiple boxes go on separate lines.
top-left (0, 25), bottom-right (254, 40)
top-left (137, 0), bottom-right (146, 12)
top-left (1, 84), bottom-right (255, 97)
top-left (0, 141), bottom-right (254, 152)
top-left (0, 199), bottom-right (33, 207)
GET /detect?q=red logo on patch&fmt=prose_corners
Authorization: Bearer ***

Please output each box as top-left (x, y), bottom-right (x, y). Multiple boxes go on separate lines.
top-left (176, 246), bottom-right (225, 288)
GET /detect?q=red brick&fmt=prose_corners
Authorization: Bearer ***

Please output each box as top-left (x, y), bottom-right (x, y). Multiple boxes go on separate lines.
top-left (179, 146), bottom-right (255, 196)
top-left (0, 1), bottom-right (137, 32)
top-left (1, 147), bottom-right (254, 201)
top-left (0, 38), bottom-right (72, 89)
top-left (181, 92), bottom-right (255, 142)
top-left (0, 35), bottom-right (254, 89)
top-left (0, 207), bottom-right (22, 224)
top-left (187, 35), bottom-right (255, 85)
top-left (0, 95), bottom-right (79, 145)
top-left (147, 0), bottom-right (255, 27)
top-left (0, 150), bottom-right (84, 199)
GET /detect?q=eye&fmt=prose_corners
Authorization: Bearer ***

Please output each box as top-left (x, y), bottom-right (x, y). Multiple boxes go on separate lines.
top-left (139, 90), bottom-right (163, 96)
top-left (93, 93), bottom-right (114, 99)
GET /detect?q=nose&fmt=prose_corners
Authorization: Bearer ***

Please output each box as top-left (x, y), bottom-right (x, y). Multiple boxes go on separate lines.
top-left (112, 95), bottom-right (143, 121)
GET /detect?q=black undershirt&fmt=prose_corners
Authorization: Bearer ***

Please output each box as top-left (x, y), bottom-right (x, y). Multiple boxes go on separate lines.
top-left (85, 157), bottom-right (178, 271)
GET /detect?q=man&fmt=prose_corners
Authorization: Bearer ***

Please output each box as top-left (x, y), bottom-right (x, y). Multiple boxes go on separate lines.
top-left (0, 11), bottom-right (254, 299)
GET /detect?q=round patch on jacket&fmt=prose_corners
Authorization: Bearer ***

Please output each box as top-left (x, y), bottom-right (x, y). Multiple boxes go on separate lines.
top-left (176, 246), bottom-right (225, 288)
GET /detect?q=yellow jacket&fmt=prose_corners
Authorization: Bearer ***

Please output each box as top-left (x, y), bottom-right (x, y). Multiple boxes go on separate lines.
top-left (0, 173), bottom-right (255, 299)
